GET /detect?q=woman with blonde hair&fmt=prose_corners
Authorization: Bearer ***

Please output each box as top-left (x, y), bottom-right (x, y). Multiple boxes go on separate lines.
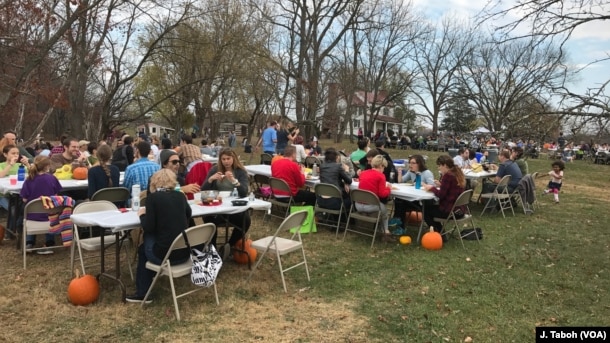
top-left (127, 169), bottom-right (192, 303)
top-left (356, 154), bottom-right (393, 242)
top-left (422, 155), bottom-right (466, 239)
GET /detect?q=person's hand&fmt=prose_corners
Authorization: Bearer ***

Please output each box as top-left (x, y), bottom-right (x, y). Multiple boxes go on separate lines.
top-left (8, 156), bottom-right (18, 166)
top-left (209, 172), bottom-right (224, 182)
top-left (137, 207), bottom-right (146, 216)
top-left (182, 183), bottom-right (200, 194)
top-left (357, 169), bottom-right (362, 176)
top-left (433, 180), bottom-right (441, 187)
top-left (224, 171), bottom-right (235, 182)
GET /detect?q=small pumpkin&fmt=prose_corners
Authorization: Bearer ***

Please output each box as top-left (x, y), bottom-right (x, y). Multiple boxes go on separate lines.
top-left (72, 166), bottom-right (88, 180)
top-left (399, 235), bottom-right (412, 245)
top-left (421, 227), bottom-right (443, 251)
top-left (67, 269), bottom-right (100, 306)
top-left (406, 211), bottom-right (422, 224)
top-left (233, 238), bottom-right (257, 265)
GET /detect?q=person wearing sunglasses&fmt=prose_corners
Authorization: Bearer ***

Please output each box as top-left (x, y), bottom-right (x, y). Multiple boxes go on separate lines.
top-left (154, 150), bottom-right (200, 195)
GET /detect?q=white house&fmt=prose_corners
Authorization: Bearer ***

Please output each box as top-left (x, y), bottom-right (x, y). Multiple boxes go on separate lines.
top-left (322, 83), bottom-right (404, 138)
top-left (136, 123), bottom-right (175, 139)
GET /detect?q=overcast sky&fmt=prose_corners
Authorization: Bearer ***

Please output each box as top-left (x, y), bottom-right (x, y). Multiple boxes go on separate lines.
top-left (411, 0), bottom-right (610, 95)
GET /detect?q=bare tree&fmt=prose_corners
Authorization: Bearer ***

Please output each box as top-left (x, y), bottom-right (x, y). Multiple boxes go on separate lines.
top-left (458, 36), bottom-right (568, 133)
top-left (410, 17), bottom-right (475, 134)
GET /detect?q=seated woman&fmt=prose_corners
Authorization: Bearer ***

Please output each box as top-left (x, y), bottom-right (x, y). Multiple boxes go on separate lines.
top-left (318, 148), bottom-right (352, 215)
top-left (422, 155), bottom-right (466, 240)
top-left (201, 148), bottom-right (250, 259)
top-left (20, 156), bottom-right (62, 253)
top-left (356, 155), bottom-right (393, 242)
top-left (393, 154), bottom-right (435, 225)
top-left (87, 144), bottom-right (121, 201)
top-left (127, 169), bottom-right (192, 303)
top-left (0, 144), bottom-right (32, 213)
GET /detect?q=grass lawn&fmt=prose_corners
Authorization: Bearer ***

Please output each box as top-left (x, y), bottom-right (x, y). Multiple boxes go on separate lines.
top-left (1, 139), bottom-right (609, 342)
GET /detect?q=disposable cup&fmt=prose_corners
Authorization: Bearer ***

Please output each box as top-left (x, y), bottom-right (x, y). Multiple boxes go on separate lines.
top-left (9, 175), bottom-right (17, 185)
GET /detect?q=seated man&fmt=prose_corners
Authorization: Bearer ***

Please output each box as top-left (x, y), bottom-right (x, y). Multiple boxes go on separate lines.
top-left (482, 150), bottom-right (522, 194)
top-left (453, 147), bottom-right (471, 169)
top-left (124, 141), bottom-right (160, 193)
top-left (271, 145), bottom-right (316, 206)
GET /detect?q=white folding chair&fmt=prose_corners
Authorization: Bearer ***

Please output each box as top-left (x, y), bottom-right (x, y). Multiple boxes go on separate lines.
top-left (248, 210), bottom-right (310, 292)
top-left (70, 200), bottom-right (133, 280)
top-left (433, 190), bottom-right (479, 248)
top-left (22, 198), bottom-right (67, 269)
top-left (141, 223), bottom-right (218, 321)
top-left (314, 183), bottom-right (346, 237)
top-left (480, 175), bottom-right (514, 218)
top-left (343, 189), bottom-right (383, 249)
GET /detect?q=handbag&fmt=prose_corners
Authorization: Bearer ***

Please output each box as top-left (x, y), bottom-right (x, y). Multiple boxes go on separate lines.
top-left (181, 231), bottom-right (223, 287)
top-left (289, 205), bottom-right (317, 234)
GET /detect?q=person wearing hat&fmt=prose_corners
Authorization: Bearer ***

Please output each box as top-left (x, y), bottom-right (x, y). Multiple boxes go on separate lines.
top-left (153, 150), bottom-right (200, 195)
top-left (255, 120), bottom-right (278, 155)
top-left (78, 140), bottom-right (90, 160)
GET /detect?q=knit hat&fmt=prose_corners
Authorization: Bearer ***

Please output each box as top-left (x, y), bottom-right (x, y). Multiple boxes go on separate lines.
top-left (160, 149), bottom-right (178, 166)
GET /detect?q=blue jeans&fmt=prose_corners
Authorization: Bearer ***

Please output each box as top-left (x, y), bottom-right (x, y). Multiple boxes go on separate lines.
top-left (135, 234), bottom-right (188, 297)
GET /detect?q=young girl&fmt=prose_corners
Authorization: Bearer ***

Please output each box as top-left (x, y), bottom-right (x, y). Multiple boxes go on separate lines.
top-left (0, 144), bottom-right (31, 212)
top-left (543, 160), bottom-right (564, 203)
top-left (20, 155), bottom-right (63, 253)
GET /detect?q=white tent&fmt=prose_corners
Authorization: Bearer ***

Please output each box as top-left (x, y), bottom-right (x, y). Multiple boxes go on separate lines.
top-left (472, 126), bottom-right (490, 134)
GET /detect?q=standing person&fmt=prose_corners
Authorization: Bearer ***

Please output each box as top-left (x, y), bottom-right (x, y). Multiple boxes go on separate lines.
top-left (126, 169), bottom-right (192, 303)
top-left (271, 145), bottom-right (316, 206)
top-left (20, 156), bottom-right (63, 253)
top-left (356, 155), bottom-right (393, 242)
top-left (201, 148), bottom-right (250, 258)
top-left (123, 141), bottom-right (160, 193)
top-left (228, 130), bottom-right (237, 148)
top-left (543, 160), bottom-right (564, 204)
top-left (422, 155), bottom-right (466, 238)
top-left (256, 121), bottom-right (278, 155)
top-left (318, 148), bottom-right (352, 214)
top-left (87, 145), bottom-right (120, 199)
top-left (111, 135), bottom-right (134, 172)
top-left (276, 123), bottom-right (298, 155)
top-left (557, 132), bottom-right (566, 150)
top-left (150, 135), bottom-right (160, 164)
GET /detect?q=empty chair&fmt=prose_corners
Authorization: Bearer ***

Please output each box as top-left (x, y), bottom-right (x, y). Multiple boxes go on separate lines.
top-left (91, 187), bottom-right (130, 207)
top-left (248, 210), bottom-right (310, 292)
top-left (141, 223), bottom-right (218, 321)
top-left (304, 156), bottom-right (322, 168)
top-left (432, 190), bottom-right (479, 248)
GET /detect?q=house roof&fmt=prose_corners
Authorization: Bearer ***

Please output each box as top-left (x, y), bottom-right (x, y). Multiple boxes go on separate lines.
top-left (375, 114), bottom-right (401, 124)
top-left (352, 90), bottom-right (394, 107)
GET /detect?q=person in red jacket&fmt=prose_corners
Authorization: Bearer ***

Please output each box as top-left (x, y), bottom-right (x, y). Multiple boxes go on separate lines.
top-left (356, 155), bottom-right (393, 242)
top-left (271, 145), bottom-right (316, 206)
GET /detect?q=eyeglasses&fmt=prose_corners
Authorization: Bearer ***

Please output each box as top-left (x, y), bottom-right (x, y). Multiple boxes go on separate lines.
top-left (169, 160), bottom-right (180, 165)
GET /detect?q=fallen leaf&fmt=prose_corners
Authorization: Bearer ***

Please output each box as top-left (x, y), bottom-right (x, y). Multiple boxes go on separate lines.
top-left (464, 336), bottom-right (473, 342)
top-left (466, 257), bottom-right (471, 262)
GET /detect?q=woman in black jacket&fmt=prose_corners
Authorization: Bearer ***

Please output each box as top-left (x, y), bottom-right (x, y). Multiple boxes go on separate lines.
top-left (318, 148), bottom-right (352, 212)
top-left (127, 169), bottom-right (192, 303)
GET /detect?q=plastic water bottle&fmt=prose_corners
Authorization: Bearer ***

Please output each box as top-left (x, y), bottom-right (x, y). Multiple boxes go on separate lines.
top-left (248, 191), bottom-right (255, 202)
top-left (231, 187), bottom-right (238, 198)
top-left (415, 172), bottom-right (421, 190)
top-left (312, 163), bottom-right (318, 177)
top-left (174, 182), bottom-right (181, 192)
top-left (131, 185), bottom-right (140, 211)
top-left (17, 164), bottom-right (26, 182)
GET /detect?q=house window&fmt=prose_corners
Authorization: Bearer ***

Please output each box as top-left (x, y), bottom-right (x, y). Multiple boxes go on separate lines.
top-left (383, 107), bottom-right (389, 116)
top-left (152, 127), bottom-right (157, 134)
top-left (352, 119), bottom-right (360, 128)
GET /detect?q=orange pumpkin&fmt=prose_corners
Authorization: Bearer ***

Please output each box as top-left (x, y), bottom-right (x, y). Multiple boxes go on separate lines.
top-left (233, 238), bottom-right (257, 264)
top-left (421, 227), bottom-right (443, 251)
top-left (68, 269), bottom-right (99, 306)
top-left (406, 211), bottom-right (422, 224)
top-left (72, 166), bottom-right (88, 180)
